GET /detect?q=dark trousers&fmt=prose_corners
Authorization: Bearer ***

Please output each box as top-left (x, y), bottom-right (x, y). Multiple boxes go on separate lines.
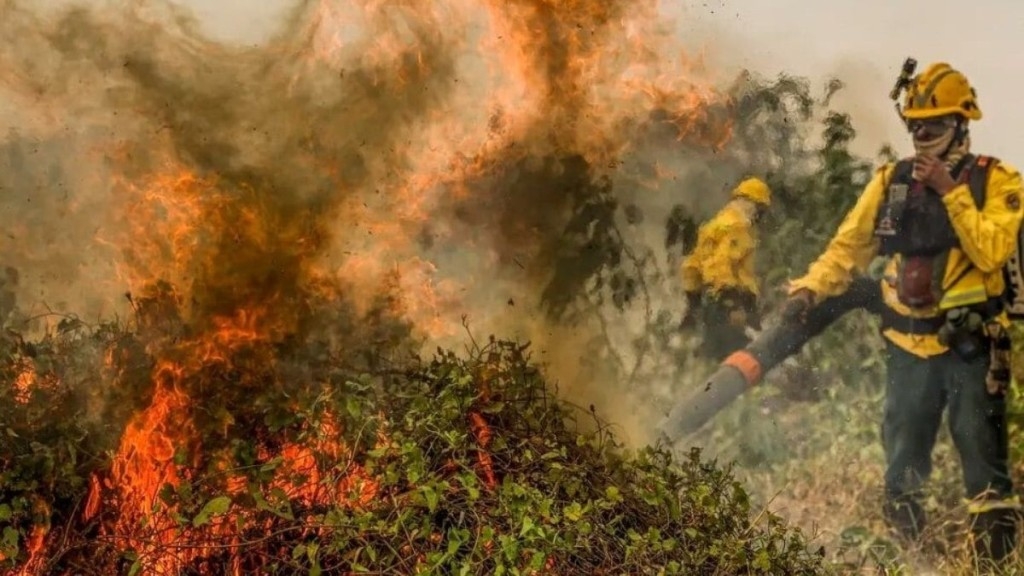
top-left (697, 291), bottom-right (758, 362)
top-left (882, 341), bottom-right (1016, 559)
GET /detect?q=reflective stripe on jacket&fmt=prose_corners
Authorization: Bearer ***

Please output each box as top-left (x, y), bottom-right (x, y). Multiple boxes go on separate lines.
top-left (787, 159), bottom-right (1024, 357)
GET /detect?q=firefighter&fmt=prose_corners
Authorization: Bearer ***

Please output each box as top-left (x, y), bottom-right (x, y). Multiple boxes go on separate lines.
top-left (783, 62), bottom-right (1023, 562)
top-left (680, 177), bottom-right (772, 361)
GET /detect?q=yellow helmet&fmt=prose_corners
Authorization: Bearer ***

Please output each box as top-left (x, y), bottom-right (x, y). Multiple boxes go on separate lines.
top-left (731, 177), bottom-right (771, 206)
top-left (901, 62), bottom-right (982, 121)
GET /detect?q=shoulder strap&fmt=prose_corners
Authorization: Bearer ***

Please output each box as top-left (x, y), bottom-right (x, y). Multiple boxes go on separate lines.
top-left (966, 154), bottom-right (998, 208)
top-left (891, 158), bottom-right (915, 188)
top-left (883, 154), bottom-right (995, 206)
top-left (874, 159), bottom-right (915, 230)
top-left (876, 159), bottom-right (915, 204)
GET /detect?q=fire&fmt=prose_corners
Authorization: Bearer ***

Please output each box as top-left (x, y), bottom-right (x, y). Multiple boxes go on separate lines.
top-left (1, 521), bottom-right (46, 576)
top-left (76, 140), bottom-right (405, 571)
top-left (82, 307), bottom-right (393, 573)
top-left (2, 0), bottom-right (735, 572)
top-left (98, 361), bottom-right (198, 574)
top-left (9, 361), bottom-right (61, 406)
top-left (11, 362), bottom-right (35, 405)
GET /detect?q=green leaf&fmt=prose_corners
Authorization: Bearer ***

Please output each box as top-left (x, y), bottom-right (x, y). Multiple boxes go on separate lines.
top-left (0, 504), bottom-right (11, 521)
top-left (421, 485), bottom-right (439, 513)
top-left (1, 526), bottom-right (19, 558)
top-left (346, 396), bottom-right (362, 419)
top-left (192, 496), bottom-right (232, 527)
top-left (604, 485), bottom-right (622, 503)
top-left (563, 502), bottom-right (583, 522)
top-left (520, 516), bottom-right (535, 537)
top-left (753, 549), bottom-right (772, 571)
top-left (480, 401), bottom-right (505, 414)
top-left (260, 456), bottom-right (284, 473)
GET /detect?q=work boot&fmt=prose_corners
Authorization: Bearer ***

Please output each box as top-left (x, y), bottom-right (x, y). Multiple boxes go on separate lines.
top-left (883, 497), bottom-right (926, 543)
top-left (970, 509), bottom-right (1018, 565)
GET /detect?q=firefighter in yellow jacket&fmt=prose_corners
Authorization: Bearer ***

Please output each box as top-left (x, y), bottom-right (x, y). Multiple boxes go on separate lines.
top-left (784, 62), bottom-right (1023, 561)
top-left (680, 177), bottom-right (772, 361)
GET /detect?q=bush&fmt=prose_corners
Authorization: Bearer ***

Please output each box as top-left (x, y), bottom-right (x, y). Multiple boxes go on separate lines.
top-left (0, 319), bottom-right (835, 575)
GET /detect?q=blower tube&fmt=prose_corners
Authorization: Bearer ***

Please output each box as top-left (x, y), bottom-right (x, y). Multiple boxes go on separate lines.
top-left (656, 277), bottom-right (881, 444)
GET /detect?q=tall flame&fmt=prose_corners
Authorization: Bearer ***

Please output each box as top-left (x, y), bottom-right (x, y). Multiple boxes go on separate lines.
top-left (0, 0), bottom-right (736, 572)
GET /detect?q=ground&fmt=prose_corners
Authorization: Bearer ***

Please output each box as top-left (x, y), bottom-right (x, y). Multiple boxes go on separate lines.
top-left (681, 344), bottom-right (1024, 575)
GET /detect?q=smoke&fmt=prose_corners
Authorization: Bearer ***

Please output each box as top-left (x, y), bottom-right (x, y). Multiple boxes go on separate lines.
top-left (0, 0), bottom-right (752, 450)
top-left (822, 57), bottom-right (906, 158)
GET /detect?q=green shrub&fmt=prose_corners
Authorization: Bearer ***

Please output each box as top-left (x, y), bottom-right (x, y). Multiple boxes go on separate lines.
top-left (1, 319), bottom-right (832, 574)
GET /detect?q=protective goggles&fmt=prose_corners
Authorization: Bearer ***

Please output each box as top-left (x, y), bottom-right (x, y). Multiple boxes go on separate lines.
top-left (906, 116), bottom-right (957, 137)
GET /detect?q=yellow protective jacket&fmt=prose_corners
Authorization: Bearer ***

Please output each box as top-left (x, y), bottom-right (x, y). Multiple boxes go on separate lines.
top-left (788, 158), bottom-right (1024, 357)
top-left (681, 200), bottom-right (760, 298)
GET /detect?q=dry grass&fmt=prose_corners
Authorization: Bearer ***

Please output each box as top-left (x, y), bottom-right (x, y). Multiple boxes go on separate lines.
top-left (687, 355), bottom-right (1024, 576)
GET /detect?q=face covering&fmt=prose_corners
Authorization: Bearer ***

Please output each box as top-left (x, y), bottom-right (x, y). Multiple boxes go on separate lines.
top-left (910, 117), bottom-right (957, 157)
top-left (909, 116), bottom-right (970, 172)
top-left (913, 127), bottom-right (955, 157)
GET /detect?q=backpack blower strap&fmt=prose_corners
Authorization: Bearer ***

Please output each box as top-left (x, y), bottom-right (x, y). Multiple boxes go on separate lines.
top-left (971, 156), bottom-right (1024, 321)
top-left (879, 154), bottom-right (1024, 320)
top-left (1004, 234), bottom-right (1024, 319)
top-left (958, 155), bottom-right (1024, 320)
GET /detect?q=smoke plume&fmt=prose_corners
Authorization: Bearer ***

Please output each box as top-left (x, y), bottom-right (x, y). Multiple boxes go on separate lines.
top-left (0, 0), bottom-right (745, 449)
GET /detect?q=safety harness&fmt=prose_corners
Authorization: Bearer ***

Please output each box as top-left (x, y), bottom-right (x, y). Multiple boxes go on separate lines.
top-left (873, 154), bottom-right (1010, 334)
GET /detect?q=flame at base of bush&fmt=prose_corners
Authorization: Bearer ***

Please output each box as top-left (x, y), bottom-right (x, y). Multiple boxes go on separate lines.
top-left (1, 315), bottom-right (828, 575)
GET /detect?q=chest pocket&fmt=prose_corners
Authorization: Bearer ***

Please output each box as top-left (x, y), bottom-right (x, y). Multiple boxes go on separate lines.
top-left (895, 254), bottom-right (944, 308)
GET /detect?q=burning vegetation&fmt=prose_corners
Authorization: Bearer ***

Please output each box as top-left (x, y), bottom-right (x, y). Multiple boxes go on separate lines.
top-left (2, 321), bottom-right (830, 574)
top-left (0, 0), bottom-right (851, 574)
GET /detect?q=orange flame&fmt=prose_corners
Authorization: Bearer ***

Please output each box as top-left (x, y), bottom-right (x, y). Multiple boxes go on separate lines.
top-left (11, 362), bottom-right (35, 405)
top-left (5, 0), bottom-right (736, 571)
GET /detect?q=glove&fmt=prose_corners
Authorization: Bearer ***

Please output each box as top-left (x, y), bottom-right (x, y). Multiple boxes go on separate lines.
top-left (733, 291), bottom-right (761, 330)
top-left (781, 288), bottom-right (815, 324)
top-left (727, 308), bottom-right (748, 328)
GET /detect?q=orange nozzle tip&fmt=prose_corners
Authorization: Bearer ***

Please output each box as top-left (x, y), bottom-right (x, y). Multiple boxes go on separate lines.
top-left (722, 350), bottom-right (763, 387)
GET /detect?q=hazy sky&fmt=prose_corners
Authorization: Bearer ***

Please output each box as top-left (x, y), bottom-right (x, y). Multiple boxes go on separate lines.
top-left (676, 0), bottom-right (1024, 162)
top-left (13, 0), bottom-right (1009, 167)
top-left (159, 0), bottom-right (1022, 165)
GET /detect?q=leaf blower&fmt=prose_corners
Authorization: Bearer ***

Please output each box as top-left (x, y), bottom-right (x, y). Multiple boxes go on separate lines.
top-left (656, 277), bottom-right (881, 445)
